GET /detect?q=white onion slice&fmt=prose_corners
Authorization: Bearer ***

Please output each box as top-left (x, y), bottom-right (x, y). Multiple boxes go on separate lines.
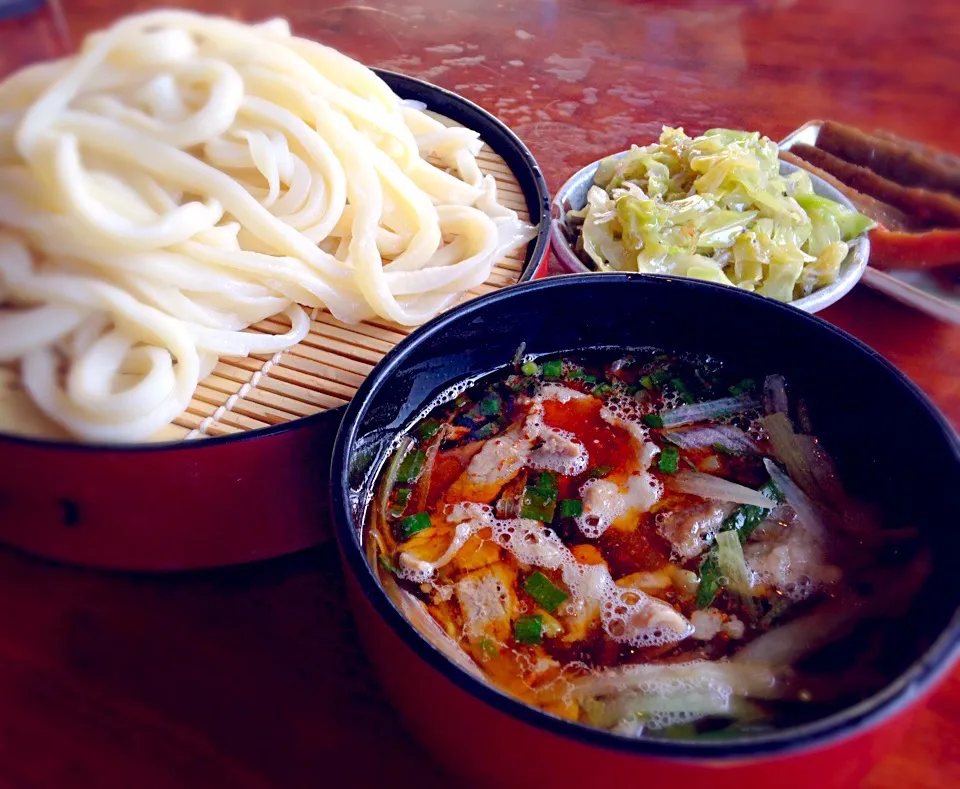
top-left (660, 394), bottom-right (759, 428)
top-left (567, 661), bottom-right (785, 701)
top-left (668, 470), bottom-right (775, 508)
top-left (761, 412), bottom-right (818, 496)
top-left (663, 424), bottom-right (758, 454)
top-left (762, 458), bottom-right (826, 539)
top-left (716, 530), bottom-right (754, 596)
top-left (734, 598), bottom-right (861, 666)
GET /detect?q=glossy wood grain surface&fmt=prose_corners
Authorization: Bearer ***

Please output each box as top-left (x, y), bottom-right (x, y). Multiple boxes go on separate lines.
top-left (1, 1), bottom-right (958, 787)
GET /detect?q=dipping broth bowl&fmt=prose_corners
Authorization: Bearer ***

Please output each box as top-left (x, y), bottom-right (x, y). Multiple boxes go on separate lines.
top-left (331, 273), bottom-right (960, 789)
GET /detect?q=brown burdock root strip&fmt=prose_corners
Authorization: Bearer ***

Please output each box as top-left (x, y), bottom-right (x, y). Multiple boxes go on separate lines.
top-left (791, 143), bottom-right (960, 229)
top-left (870, 129), bottom-right (960, 176)
top-left (818, 120), bottom-right (960, 198)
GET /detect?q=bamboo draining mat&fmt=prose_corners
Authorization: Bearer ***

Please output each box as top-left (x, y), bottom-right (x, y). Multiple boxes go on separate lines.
top-left (165, 126), bottom-right (532, 441)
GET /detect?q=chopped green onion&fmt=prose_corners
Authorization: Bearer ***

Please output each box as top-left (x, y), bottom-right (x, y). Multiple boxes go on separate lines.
top-left (696, 552), bottom-right (721, 609)
top-left (728, 480), bottom-right (782, 543)
top-left (729, 378), bottom-right (757, 396)
top-left (399, 511), bottom-right (431, 538)
top-left (558, 498), bottom-right (583, 518)
top-left (531, 471), bottom-right (558, 493)
top-left (480, 392), bottom-right (502, 416)
top-left (542, 360), bottom-right (563, 379)
top-left (514, 614), bottom-right (543, 645)
top-left (520, 472), bottom-right (558, 521)
top-left (586, 465), bottom-right (613, 479)
top-left (593, 382), bottom-right (614, 396)
top-left (378, 555), bottom-right (398, 575)
top-left (478, 636), bottom-right (499, 659)
top-left (475, 421), bottom-right (501, 440)
top-left (650, 370), bottom-right (672, 389)
top-left (642, 413), bottom-right (664, 429)
top-left (416, 419), bottom-right (442, 441)
top-left (670, 377), bottom-right (696, 404)
top-left (659, 445), bottom-right (680, 474)
top-left (566, 368), bottom-right (585, 381)
top-left (696, 479), bottom-right (782, 608)
top-left (520, 361), bottom-right (540, 376)
top-left (639, 375), bottom-right (654, 391)
top-left (388, 487), bottom-right (412, 518)
top-left (583, 374), bottom-right (597, 384)
top-left (396, 450), bottom-right (427, 483)
top-left (523, 572), bottom-right (569, 612)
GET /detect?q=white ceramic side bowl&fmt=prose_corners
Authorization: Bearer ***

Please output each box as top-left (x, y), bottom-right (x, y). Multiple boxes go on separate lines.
top-left (550, 153), bottom-right (871, 313)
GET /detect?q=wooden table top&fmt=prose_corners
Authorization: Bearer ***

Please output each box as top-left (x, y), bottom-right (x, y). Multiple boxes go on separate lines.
top-left (1, 0), bottom-right (959, 787)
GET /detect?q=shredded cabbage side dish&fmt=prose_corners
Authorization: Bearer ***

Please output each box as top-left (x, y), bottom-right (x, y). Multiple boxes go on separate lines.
top-left (567, 127), bottom-right (876, 302)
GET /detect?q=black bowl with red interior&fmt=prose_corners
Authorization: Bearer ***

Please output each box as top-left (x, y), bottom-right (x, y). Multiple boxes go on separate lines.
top-left (330, 273), bottom-right (960, 788)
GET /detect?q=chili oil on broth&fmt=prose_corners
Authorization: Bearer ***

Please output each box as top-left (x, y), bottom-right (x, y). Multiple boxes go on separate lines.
top-left (365, 349), bottom-right (929, 740)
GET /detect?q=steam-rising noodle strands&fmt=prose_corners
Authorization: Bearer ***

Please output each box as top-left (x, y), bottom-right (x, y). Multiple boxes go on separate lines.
top-left (0, 11), bottom-right (535, 442)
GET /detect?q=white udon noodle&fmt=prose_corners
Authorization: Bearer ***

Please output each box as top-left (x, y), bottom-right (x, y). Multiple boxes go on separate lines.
top-left (0, 11), bottom-right (535, 443)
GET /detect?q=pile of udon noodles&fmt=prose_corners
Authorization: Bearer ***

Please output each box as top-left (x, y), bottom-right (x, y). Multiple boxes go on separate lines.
top-left (0, 11), bottom-right (534, 443)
